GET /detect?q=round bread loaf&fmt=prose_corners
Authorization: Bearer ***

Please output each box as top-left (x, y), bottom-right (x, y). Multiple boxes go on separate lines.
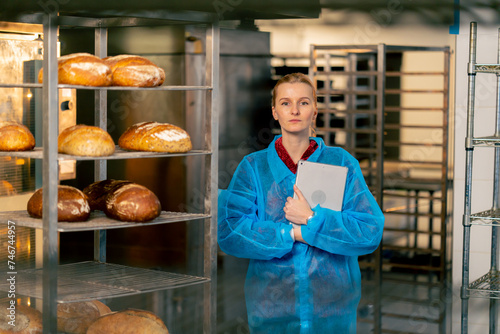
top-left (0, 121), bottom-right (35, 151)
top-left (118, 122), bottom-right (192, 153)
top-left (58, 125), bottom-right (115, 157)
top-left (0, 304), bottom-right (43, 334)
top-left (38, 53), bottom-right (112, 87)
top-left (27, 185), bottom-right (91, 222)
top-left (86, 309), bottom-right (169, 334)
top-left (57, 300), bottom-right (111, 334)
top-left (103, 55), bottom-right (165, 87)
top-left (83, 179), bottom-right (161, 222)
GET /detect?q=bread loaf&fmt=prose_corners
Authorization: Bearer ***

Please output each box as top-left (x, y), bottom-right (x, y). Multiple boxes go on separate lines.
top-left (118, 122), bottom-right (192, 153)
top-left (103, 55), bottom-right (165, 87)
top-left (0, 121), bottom-right (35, 151)
top-left (83, 179), bottom-right (161, 222)
top-left (58, 125), bottom-right (115, 157)
top-left (86, 309), bottom-right (169, 334)
top-left (57, 300), bottom-right (111, 334)
top-left (0, 304), bottom-right (43, 334)
top-left (38, 53), bottom-right (112, 87)
top-left (27, 185), bottom-right (91, 222)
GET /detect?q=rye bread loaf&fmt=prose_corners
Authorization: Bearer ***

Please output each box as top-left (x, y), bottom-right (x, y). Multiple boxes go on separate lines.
top-left (118, 122), bottom-right (192, 153)
top-left (103, 55), bottom-right (165, 87)
top-left (86, 309), bottom-right (169, 334)
top-left (58, 125), bottom-right (115, 157)
top-left (0, 121), bottom-right (35, 151)
top-left (27, 185), bottom-right (91, 222)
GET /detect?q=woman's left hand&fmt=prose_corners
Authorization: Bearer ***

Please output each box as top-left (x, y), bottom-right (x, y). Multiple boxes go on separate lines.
top-left (284, 185), bottom-right (314, 225)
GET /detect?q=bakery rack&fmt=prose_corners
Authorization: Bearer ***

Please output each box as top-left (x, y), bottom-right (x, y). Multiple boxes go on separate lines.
top-left (461, 22), bottom-right (500, 333)
top-left (0, 10), bottom-right (220, 334)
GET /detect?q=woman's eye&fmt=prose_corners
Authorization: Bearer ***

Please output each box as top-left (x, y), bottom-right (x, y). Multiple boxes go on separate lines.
top-left (281, 102), bottom-right (289, 106)
top-left (300, 101), bottom-right (309, 105)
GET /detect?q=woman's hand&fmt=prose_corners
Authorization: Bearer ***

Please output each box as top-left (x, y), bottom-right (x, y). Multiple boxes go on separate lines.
top-left (284, 185), bottom-right (314, 226)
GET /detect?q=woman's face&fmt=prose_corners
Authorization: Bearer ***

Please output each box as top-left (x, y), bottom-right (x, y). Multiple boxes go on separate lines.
top-left (272, 82), bottom-right (317, 138)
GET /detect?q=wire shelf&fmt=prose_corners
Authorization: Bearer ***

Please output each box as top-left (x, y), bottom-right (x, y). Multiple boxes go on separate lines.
top-left (468, 271), bottom-right (500, 299)
top-left (474, 64), bottom-right (500, 74)
top-left (473, 135), bottom-right (500, 146)
top-left (0, 261), bottom-right (210, 303)
top-left (0, 210), bottom-right (209, 232)
top-left (0, 147), bottom-right (210, 160)
top-left (470, 208), bottom-right (500, 226)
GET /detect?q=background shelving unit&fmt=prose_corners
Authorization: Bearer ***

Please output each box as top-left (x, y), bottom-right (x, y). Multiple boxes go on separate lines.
top-left (461, 21), bottom-right (500, 334)
top-left (310, 44), bottom-right (453, 334)
top-left (0, 10), bottom-right (220, 334)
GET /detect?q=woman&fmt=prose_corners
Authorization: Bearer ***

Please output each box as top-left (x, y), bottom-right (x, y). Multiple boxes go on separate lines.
top-left (218, 73), bottom-right (384, 333)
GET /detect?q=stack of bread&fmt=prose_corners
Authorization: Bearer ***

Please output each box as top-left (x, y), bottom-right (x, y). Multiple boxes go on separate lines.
top-left (38, 53), bottom-right (165, 88)
top-left (26, 180), bottom-right (161, 223)
top-left (83, 179), bottom-right (161, 222)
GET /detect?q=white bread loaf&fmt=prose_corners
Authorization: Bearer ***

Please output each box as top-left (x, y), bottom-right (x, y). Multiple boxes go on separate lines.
top-left (103, 55), bottom-right (165, 87)
top-left (38, 53), bottom-right (112, 87)
top-left (86, 309), bottom-right (169, 334)
top-left (58, 125), bottom-right (115, 157)
top-left (0, 121), bottom-right (35, 151)
top-left (118, 122), bottom-right (192, 153)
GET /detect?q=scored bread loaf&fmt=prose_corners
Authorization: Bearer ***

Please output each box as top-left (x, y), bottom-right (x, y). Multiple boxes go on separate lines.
top-left (86, 309), bottom-right (169, 334)
top-left (38, 53), bottom-right (112, 87)
top-left (57, 300), bottom-right (111, 334)
top-left (103, 55), bottom-right (165, 87)
top-left (118, 122), bottom-right (192, 153)
top-left (27, 185), bottom-right (91, 222)
top-left (58, 125), bottom-right (115, 157)
top-left (0, 121), bottom-right (35, 151)
top-left (83, 179), bottom-right (161, 222)
top-left (0, 304), bottom-right (43, 334)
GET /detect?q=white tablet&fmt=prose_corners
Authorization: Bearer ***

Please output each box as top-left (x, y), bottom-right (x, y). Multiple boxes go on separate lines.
top-left (294, 160), bottom-right (348, 211)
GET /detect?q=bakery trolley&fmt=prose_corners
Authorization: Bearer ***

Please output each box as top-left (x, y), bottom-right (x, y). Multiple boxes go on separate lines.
top-left (0, 9), bottom-right (219, 334)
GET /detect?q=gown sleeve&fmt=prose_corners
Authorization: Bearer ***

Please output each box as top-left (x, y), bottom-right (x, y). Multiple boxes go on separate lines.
top-left (217, 158), bottom-right (294, 260)
top-left (300, 155), bottom-right (385, 256)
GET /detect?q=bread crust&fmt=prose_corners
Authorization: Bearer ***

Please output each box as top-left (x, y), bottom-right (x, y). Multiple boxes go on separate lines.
top-left (0, 304), bottom-right (43, 334)
top-left (38, 53), bottom-right (112, 87)
top-left (0, 121), bottom-right (35, 151)
top-left (27, 185), bottom-right (91, 222)
top-left (83, 179), bottom-right (161, 222)
top-left (58, 125), bottom-right (115, 157)
top-left (86, 309), bottom-right (169, 334)
top-left (118, 122), bottom-right (192, 153)
top-left (103, 55), bottom-right (165, 87)
top-left (57, 300), bottom-right (111, 334)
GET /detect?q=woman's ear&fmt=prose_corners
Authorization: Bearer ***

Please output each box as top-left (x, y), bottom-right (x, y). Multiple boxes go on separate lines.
top-left (272, 106), bottom-right (278, 120)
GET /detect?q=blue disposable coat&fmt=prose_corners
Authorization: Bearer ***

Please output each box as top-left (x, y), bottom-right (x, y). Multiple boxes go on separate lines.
top-left (218, 136), bottom-right (385, 334)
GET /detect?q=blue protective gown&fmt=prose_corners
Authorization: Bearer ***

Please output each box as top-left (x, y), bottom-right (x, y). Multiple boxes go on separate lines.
top-left (218, 135), bottom-right (385, 334)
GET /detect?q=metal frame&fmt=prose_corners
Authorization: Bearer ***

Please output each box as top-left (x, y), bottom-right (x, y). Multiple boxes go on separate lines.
top-left (461, 21), bottom-right (500, 334)
top-left (310, 43), bottom-right (452, 334)
top-left (0, 11), bottom-right (220, 334)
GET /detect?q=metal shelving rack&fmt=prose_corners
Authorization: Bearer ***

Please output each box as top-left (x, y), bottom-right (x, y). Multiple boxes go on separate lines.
top-left (0, 10), bottom-right (219, 334)
top-left (461, 21), bottom-right (500, 334)
top-left (310, 44), bottom-right (452, 334)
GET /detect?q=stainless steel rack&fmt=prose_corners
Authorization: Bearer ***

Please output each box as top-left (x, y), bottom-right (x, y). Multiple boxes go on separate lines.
top-left (461, 21), bottom-right (500, 334)
top-left (0, 9), bottom-right (220, 334)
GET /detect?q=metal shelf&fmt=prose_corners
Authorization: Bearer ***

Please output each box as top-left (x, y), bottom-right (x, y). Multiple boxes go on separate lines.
top-left (0, 147), bottom-right (210, 160)
top-left (474, 64), bottom-right (500, 74)
top-left (0, 82), bottom-right (212, 91)
top-left (467, 271), bottom-right (500, 299)
top-left (472, 135), bottom-right (500, 146)
top-left (0, 261), bottom-right (210, 303)
top-left (470, 208), bottom-right (500, 225)
top-left (0, 210), bottom-right (209, 232)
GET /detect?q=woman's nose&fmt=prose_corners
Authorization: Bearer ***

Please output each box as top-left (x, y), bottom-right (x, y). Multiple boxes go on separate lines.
top-left (291, 103), bottom-right (299, 115)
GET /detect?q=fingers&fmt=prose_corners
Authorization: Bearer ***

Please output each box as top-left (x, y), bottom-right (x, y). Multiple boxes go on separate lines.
top-left (293, 184), bottom-right (305, 200)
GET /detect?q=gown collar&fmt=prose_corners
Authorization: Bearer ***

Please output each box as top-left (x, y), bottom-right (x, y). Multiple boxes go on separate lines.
top-left (267, 135), bottom-right (325, 184)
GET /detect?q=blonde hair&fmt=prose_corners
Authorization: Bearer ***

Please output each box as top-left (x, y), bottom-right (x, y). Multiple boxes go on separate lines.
top-left (272, 72), bottom-right (318, 108)
top-left (272, 73), bottom-right (318, 137)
